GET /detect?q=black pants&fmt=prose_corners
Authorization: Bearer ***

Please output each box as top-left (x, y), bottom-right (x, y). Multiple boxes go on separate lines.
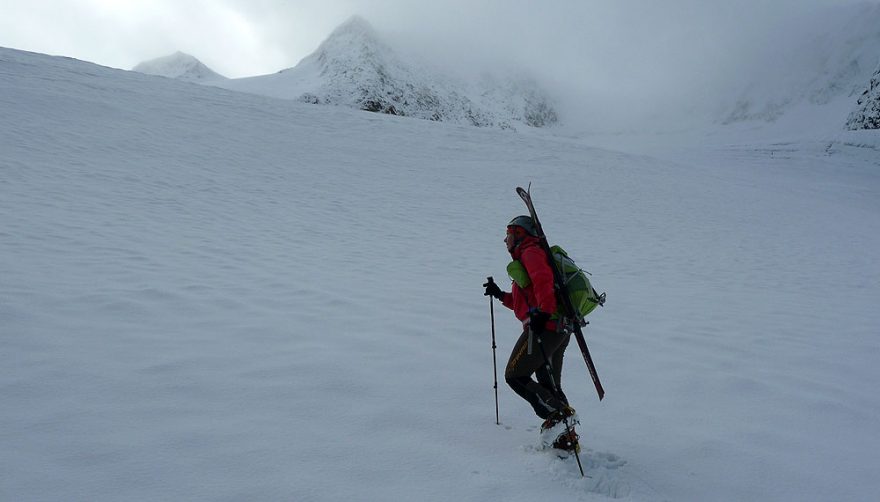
top-left (504, 327), bottom-right (571, 419)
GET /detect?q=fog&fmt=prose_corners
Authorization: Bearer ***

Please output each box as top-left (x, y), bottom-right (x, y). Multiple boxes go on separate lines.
top-left (370, 0), bottom-right (878, 129)
top-left (2, 0), bottom-right (877, 129)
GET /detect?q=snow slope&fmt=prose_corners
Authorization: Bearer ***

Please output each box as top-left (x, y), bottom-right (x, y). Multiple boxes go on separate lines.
top-left (2, 47), bottom-right (880, 502)
top-left (212, 16), bottom-right (558, 130)
top-left (723, 3), bottom-right (880, 128)
top-left (133, 51), bottom-right (227, 82)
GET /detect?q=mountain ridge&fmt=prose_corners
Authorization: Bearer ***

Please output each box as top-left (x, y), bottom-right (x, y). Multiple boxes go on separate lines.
top-left (212, 16), bottom-right (558, 130)
top-left (133, 51), bottom-right (226, 82)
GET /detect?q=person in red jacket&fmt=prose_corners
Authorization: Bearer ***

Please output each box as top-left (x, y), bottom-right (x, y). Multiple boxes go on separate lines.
top-left (484, 216), bottom-right (579, 451)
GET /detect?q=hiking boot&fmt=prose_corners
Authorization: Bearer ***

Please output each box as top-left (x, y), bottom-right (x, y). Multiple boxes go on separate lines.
top-left (540, 405), bottom-right (577, 434)
top-left (552, 428), bottom-right (581, 453)
top-left (540, 406), bottom-right (578, 447)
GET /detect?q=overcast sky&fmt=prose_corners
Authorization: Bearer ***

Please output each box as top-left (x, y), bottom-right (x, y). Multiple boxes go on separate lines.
top-left (2, 0), bottom-right (877, 126)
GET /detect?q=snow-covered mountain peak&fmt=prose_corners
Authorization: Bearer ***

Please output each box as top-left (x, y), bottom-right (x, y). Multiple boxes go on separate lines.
top-left (323, 15), bottom-right (382, 47)
top-left (214, 16), bottom-right (558, 129)
top-left (287, 15), bottom-right (396, 80)
top-left (133, 51), bottom-right (226, 82)
top-left (290, 16), bottom-right (384, 69)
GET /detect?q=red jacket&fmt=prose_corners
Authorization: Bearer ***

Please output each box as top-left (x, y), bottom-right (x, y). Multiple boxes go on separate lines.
top-left (501, 236), bottom-right (558, 330)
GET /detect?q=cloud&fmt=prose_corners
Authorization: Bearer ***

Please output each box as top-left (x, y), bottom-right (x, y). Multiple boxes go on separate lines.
top-left (2, 0), bottom-right (876, 128)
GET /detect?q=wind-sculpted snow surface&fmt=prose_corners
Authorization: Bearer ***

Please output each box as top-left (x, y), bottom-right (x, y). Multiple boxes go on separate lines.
top-left (2, 47), bottom-right (880, 502)
top-left (214, 16), bottom-right (558, 130)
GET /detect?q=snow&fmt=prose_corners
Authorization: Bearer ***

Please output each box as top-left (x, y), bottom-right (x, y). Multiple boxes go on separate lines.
top-left (847, 61), bottom-right (880, 129)
top-left (133, 51), bottom-right (227, 82)
top-left (209, 16), bottom-right (558, 130)
top-left (2, 45), bottom-right (880, 502)
top-left (722, 3), bottom-right (880, 125)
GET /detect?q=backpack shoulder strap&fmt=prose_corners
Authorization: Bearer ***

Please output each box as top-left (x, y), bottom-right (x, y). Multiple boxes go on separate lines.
top-left (506, 260), bottom-right (531, 288)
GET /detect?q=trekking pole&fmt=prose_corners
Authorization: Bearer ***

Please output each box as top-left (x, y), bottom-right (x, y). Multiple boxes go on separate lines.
top-left (535, 331), bottom-right (585, 477)
top-left (487, 276), bottom-right (500, 425)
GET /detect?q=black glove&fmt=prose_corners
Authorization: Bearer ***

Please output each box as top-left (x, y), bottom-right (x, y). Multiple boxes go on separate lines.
top-left (483, 279), bottom-right (504, 300)
top-left (529, 309), bottom-right (551, 334)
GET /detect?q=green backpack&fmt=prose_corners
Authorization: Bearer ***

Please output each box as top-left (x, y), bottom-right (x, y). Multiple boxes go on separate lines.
top-left (507, 245), bottom-right (604, 321)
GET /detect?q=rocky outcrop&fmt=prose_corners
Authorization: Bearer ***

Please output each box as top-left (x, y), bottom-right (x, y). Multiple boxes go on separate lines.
top-left (845, 62), bottom-right (880, 130)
